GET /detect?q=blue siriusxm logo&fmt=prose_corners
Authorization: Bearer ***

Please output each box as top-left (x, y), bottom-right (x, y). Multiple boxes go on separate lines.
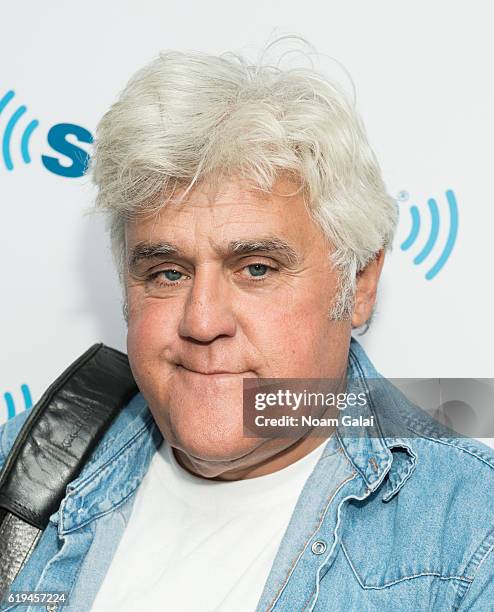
top-left (0, 88), bottom-right (93, 178)
top-left (398, 189), bottom-right (458, 280)
top-left (3, 384), bottom-right (32, 421)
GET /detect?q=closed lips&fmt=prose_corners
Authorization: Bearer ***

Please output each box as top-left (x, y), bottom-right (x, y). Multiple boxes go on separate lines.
top-left (177, 365), bottom-right (244, 375)
top-left (176, 365), bottom-right (257, 377)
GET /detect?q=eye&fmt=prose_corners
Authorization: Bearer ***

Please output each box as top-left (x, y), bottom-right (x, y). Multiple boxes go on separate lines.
top-left (147, 268), bottom-right (187, 287)
top-left (241, 262), bottom-right (278, 282)
top-left (248, 263), bottom-right (269, 277)
top-left (163, 269), bottom-right (183, 281)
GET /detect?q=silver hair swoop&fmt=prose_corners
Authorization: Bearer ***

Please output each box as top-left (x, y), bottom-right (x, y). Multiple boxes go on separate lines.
top-left (90, 42), bottom-right (398, 323)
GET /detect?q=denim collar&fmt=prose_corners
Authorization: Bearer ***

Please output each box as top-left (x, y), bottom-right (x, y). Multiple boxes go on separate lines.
top-left (55, 337), bottom-right (418, 534)
top-left (340, 339), bottom-right (418, 500)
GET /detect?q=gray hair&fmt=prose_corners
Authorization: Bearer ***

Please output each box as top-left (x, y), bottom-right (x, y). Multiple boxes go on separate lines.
top-left (90, 43), bottom-right (397, 323)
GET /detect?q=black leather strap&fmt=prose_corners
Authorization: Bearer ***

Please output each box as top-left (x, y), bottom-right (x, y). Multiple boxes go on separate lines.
top-left (0, 343), bottom-right (138, 597)
top-left (0, 510), bottom-right (41, 597)
top-left (0, 343), bottom-right (138, 529)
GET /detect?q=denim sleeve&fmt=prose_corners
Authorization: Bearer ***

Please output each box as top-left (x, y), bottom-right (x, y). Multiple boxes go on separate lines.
top-left (458, 536), bottom-right (494, 611)
top-left (0, 410), bottom-right (32, 470)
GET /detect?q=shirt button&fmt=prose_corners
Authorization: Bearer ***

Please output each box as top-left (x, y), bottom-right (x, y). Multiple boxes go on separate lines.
top-left (311, 540), bottom-right (327, 555)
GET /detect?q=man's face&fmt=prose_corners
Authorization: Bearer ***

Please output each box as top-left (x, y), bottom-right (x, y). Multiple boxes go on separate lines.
top-left (125, 177), bottom-right (352, 477)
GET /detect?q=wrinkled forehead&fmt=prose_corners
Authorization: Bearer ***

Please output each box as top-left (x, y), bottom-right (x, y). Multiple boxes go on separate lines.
top-left (123, 176), bottom-right (328, 262)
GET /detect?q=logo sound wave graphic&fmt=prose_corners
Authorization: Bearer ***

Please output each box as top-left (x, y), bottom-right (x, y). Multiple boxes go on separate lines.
top-left (3, 384), bottom-right (33, 420)
top-left (0, 90), bottom-right (39, 170)
top-left (400, 189), bottom-right (458, 280)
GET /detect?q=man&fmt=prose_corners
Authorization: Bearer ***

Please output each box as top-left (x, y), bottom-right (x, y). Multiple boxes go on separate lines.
top-left (1, 46), bottom-right (493, 611)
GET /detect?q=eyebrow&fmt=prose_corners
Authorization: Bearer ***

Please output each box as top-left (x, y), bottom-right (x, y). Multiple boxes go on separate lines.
top-left (128, 236), bottom-right (301, 271)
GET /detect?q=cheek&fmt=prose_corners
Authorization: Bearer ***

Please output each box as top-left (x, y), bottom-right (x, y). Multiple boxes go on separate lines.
top-left (126, 300), bottom-right (178, 383)
top-left (246, 282), bottom-right (348, 378)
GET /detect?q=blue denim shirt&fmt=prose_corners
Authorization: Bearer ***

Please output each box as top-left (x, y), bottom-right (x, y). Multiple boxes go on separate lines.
top-left (1, 338), bottom-right (494, 611)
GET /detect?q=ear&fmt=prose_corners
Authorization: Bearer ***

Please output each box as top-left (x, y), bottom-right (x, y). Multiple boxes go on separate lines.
top-left (351, 250), bottom-right (385, 328)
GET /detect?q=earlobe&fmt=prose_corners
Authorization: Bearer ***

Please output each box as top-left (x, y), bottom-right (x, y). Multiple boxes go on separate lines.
top-left (351, 250), bottom-right (385, 328)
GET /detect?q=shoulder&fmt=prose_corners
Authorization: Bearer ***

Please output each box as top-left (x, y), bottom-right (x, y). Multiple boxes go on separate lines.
top-left (410, 432), bottom-right (494, 488)
top-left (0, 392), bottom-right (154, 475)
top-left (0, 410), bottom-right (32, 469)
top-left (392, 390), bottom-right (494, 517)
top-left (372, 373), bottom-right (494, 512)
top-left (401, 434), bottom-right (494, 533)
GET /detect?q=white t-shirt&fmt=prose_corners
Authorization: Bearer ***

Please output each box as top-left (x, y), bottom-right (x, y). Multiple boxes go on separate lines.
top-left (91, 438), bottom-right (329, 612)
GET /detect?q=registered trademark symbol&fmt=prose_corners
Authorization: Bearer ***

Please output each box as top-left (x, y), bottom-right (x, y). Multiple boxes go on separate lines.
top-left (396, 190), bottom-right (409, 202)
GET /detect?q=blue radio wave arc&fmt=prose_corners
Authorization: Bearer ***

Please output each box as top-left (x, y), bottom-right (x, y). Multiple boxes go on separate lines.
top-left (426, 190), bottom-right (458, 280)
top-left (3, 384), bottom-right (33, 420)
top-left (401, 206), bottom-right (420, 250)
top-left (3, 105), bottom-right (27, 170)
top-left (21, 119), bottom-right (39, 163)
top-left (413, 198), bottom-right (440, 266)
top-left (400, 189), bottom-right (458, 280)
top-left (0, 89), bottom-right (39, 170)
top-left (0, 90), bottom-right (15, 113)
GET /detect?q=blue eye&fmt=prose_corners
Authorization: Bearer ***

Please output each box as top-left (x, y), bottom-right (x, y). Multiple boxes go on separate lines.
top-left (163, 269), bottom-right (182, 281)
top-left (248, 263), bottom-right (268, 277)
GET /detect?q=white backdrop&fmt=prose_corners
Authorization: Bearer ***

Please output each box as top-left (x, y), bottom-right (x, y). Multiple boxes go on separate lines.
top-left (1, 1), bottom-right (493, 428)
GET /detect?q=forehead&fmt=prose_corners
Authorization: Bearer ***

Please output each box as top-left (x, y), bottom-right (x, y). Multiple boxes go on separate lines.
top-left (124, 176), bottom-right (323, 252)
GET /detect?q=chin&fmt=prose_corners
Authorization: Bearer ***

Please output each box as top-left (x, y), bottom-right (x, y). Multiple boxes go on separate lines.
top-left (162, 386), bottom-right (246, 448)
top-left (171, 417), bottom-right (260, 463)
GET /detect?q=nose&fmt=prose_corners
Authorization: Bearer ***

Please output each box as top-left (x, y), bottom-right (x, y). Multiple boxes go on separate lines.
top-left (178, 266), bottom-right (237, 342)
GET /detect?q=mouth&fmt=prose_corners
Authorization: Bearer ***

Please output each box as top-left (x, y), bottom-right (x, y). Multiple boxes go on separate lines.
top-left (176, 365), bottom-right (255, 378)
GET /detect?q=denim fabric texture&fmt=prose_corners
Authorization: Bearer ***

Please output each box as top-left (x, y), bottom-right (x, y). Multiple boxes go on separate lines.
top-left (1, 337), bottom-right (493, 611)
